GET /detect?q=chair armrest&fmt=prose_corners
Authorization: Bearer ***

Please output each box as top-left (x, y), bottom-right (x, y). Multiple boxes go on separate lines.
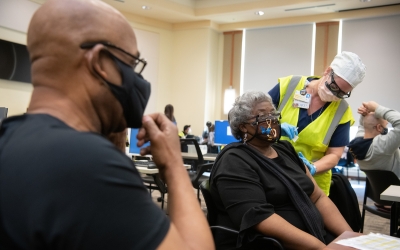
top-left (210, 226), bottom-right (284, 250)
top-left (191, 163), bottom-right (213, 189)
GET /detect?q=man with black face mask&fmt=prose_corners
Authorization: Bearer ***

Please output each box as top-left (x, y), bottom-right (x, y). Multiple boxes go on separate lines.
top-left (0, 1), bottom-right (213, 250)
top-left (348, 101), bottom-right (400, 179)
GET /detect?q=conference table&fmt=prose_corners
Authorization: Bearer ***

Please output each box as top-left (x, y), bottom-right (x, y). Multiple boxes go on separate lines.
top-left (135, 163), bottom-right (191, 174)
top-left (127, 150), bottom-right (218, 162)
top-left (380, 185), bottom-right (400, 237)
top-left (181, 152), bottom-right (218, 161)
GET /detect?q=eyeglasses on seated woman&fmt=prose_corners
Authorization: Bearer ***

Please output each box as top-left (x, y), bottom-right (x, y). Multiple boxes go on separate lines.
top-left (209, 91), bottom-right (352, 250)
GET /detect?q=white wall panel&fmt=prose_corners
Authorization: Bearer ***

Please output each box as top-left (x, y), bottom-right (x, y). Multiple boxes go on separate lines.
top-left (242, 24), bottom-right (314, 94)
top-left (342, 15), bottom-right (400, 125)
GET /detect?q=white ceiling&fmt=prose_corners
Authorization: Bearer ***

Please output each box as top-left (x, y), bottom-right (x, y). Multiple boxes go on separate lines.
top-left (101, 0), bottom-right (400, 24)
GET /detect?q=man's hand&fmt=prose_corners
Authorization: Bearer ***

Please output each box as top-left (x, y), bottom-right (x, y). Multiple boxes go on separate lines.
top-left (358, 101), bottom-right (379, 116)
top-left (137, 113), bottom-right (183, 181)
top-left (280, 122), bottom-right (298, 140)
top-left (298, 152), bottom-right (316, 175)
top-left (357, 106), bottom-right (369, 116)
top-left (363, 101), bottom-right (379, 113)
top-left (362, 101), bottom-right (379, 113)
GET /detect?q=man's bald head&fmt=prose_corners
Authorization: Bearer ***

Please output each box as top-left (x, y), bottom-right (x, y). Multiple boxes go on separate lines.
top-left (363, 112), bottom-right (388, 138)
top-left (26, 0), bottom-right (140, 135)
top-left (363, 113), bottom-right (380, 131)
top-left (27, 0), bottom-right (137, 84)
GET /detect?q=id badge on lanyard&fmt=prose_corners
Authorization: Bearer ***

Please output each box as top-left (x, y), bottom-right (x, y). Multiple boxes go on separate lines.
top-left (292, 80), bottom-right (311, 109)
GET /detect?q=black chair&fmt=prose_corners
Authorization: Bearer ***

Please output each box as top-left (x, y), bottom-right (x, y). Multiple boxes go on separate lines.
top-left (180, 138), bottom-right (204, 171)
top-left (329, 173), bottom-right (362, 232)
top-left (141, 173), bottom-right (168, 210)
top-left (191, 162), bottom-right (213, 204)
top-left (360, 169), bottom-right (400, 234)
top-left (199, 180), bottom-right (284, 250)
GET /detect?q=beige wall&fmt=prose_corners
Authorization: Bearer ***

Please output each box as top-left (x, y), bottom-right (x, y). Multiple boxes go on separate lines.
top-left (0, 79), bottom-right (32, 116)
top-left (169, 28), bottom-right (223, 135)
top-left (124, 15), bottom-right (174, 116)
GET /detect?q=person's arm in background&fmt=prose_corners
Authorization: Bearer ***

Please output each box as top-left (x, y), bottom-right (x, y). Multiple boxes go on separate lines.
top-left (137, 114), bottom-right (214, 250)
top-left (363, 101), bottom-right (400, 153)
top-left (356, 104), bottom-right (368, 138)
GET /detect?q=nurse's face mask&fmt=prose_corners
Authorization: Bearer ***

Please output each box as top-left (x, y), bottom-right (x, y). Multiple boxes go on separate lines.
top-left (80, 42), bottom-right (151, 128)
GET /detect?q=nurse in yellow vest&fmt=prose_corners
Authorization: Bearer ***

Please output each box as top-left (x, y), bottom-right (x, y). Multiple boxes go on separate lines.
top-left (268, 51), bottom-right (366, 195)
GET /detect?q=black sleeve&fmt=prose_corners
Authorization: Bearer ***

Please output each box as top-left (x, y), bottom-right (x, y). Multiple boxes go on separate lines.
top-left (268, 83), bottom-right (281, 109)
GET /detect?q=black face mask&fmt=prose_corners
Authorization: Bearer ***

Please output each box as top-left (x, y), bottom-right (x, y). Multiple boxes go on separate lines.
top-left (380, 127), bottom-right (388, 135)
top-left (246, 116), bottom-right (281, 144)
top-left (101, 54), bottom-right (151, 128)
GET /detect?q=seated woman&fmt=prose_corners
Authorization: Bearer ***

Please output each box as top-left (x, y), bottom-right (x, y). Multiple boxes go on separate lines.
top-left (209, 91), bottom-right (352, 250)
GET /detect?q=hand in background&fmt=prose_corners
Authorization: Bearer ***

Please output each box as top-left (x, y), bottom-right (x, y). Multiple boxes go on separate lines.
top-left (358, 101), bottom-right (380, 116)
top-left (137, 113), bottom-right (183, 181)
top-left (280, 122), bottom-right (298, 140)
top-left (362, 101), bottom-right (379, 113)
top-left (298, 152), bottom-right (316, 175)
top-left (357, 106), bottom-right (369, 116)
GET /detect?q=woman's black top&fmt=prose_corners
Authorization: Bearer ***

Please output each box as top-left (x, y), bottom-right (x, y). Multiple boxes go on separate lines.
top-left (209, 141), bottom-right (332, 249)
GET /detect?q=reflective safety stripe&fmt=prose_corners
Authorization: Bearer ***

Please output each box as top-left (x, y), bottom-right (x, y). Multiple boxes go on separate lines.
top-left (278, 75), bottom-right (302, 112)
top-left (323, 100), bottom-right (349, 145)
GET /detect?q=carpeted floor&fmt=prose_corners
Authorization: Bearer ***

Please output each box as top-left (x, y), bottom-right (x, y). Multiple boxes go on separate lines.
top-left (149, 177), bottom-right (391, 236)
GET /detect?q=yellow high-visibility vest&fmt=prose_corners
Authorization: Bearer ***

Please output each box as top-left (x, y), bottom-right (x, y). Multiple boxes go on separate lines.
top-left (277, 75), bottom-right (355, 195)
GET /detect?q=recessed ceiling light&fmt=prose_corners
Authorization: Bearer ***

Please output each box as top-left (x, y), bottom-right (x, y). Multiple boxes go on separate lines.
top-left (360, 0), bottom-right (371, 2)
top-left (255, 11), bottom-right (264, 16)
top-left (142, 5), bottom-right (151, 10)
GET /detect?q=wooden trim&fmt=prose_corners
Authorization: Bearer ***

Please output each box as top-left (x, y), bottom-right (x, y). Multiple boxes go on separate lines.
top-left (316, 22), bottom-right (339, 27)
top-left (223, 31), bottom-right (242, 35)
top-left (230, 33), bottom-right (235, 87)
top-left (324, 24), bottom-right (329, 70)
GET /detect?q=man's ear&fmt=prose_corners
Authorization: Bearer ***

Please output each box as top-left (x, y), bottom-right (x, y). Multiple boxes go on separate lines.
top-left (84, 44), bottom-right (110, 80)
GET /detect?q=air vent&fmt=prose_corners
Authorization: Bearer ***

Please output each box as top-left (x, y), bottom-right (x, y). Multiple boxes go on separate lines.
top-left (285, 4), bottom-right (335, 12)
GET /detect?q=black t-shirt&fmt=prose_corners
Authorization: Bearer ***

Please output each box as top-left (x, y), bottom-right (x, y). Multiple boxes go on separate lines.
top-left (210, 141), bottom-right (326, 249)
top-left (0, 114), bottom-right (170, 250)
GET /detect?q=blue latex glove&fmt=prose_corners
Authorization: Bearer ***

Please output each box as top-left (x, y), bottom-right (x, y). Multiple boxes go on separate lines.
top-left (298, 152), bottom-right (316, 175)
top-left (280, 122), bottom-right (298, 140)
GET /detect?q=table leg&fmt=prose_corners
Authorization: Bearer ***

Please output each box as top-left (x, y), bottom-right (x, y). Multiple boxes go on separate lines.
top-left (390, 202), bottom-right (399, 237)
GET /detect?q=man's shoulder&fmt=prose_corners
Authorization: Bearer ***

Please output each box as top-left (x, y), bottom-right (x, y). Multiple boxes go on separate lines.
top-left (3, 114), bottom-right (129, 171)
